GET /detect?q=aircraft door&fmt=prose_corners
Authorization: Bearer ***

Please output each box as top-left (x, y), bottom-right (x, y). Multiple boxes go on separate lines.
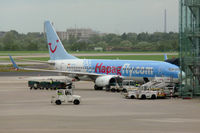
top-left (61, 62), bottom-right (65, 71)
top-left (158, 67), bottom-right (164, 77)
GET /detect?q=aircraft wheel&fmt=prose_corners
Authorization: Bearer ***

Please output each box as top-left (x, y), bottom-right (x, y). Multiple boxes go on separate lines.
top-left (94, 85), bottom-right (98, 90)
top-left (55, 100), bottom-right (62, 105)
top-left (105, 86), bottom-right (110, 91)
top-left (94, 85), bottom-right (103, 90)
top-left (73, 99), bottom-right (80, 105)
top-left (98, 87), bottom-right (103, 90)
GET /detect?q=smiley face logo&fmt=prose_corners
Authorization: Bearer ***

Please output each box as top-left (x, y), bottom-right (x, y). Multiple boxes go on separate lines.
top-left (48, 39), bottom-right (59, 53)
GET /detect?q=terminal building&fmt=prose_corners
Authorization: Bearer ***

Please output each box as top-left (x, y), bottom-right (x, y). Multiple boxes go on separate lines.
top-left (57, 28), bottom-right (99, 41)
top-left (179, 0), bottom-right (200, 97)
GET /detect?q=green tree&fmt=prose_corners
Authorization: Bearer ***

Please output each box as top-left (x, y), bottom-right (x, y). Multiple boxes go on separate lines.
top-left (121, 33), bottom-right (127, 40)
top-left (2, 31), bottom-right (16, 50)
top-left (96, 41), bottom-right (108, 50)
top-left (126, 33), bottom-right (137, 44)
top-left (120, 40), bottom-right (132, 47)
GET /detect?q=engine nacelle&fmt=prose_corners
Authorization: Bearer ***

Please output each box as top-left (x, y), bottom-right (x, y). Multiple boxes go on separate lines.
top-left (95, 75), bottom-right (121, 87)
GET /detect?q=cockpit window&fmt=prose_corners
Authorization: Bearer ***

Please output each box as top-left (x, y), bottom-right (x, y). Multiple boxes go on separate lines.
top-left (169, 68), bottom-right (180, 71)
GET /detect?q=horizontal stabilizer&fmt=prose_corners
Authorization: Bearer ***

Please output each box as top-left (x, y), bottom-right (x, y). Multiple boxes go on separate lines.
top-left (9, 55), bottom-right (19, 69)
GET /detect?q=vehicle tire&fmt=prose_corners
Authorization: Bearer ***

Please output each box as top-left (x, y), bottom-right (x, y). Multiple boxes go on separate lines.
top-left (73, 99), bottom-right (80, 105)
top-left (151, 94), bottom-right (156, 99)
top-left (94, 85), bottom-right (98, 90)
top-left (55, 100), bottom-right (62, 105)
top-left (111, 88), bottom-right (116, 92)
top-left (141, 95), bottom-right (146, 100)
top-left (130, 95), bottom-right (135, 99)
top-left (116, 89), bottom-right (120, 92)
top-left (46, 88), bottom-right (49, 90)
top-left (68, 86), bottom-right (72, 89)
top-left (98, 87), bottom-right (103, 90)
top-left (122, 89), bottom-right (127, 93)
top-left (30, 87), bottom-right (32, 90)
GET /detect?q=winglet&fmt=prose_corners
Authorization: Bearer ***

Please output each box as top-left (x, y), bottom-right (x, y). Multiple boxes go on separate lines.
top-left (164, 54), bottom-right (168, 60)
top-left (9, 55), bottom-right (19, 69)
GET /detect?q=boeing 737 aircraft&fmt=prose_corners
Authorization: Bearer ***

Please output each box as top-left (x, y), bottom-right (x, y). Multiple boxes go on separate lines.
top-left (10, 21), bottom-right (182, 90)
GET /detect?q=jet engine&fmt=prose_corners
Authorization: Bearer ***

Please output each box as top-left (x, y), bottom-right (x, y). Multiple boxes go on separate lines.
top-left (95, 75), bottom-right (122, 87)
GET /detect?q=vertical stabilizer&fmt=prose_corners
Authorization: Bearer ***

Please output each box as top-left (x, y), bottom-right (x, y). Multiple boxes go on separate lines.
top-left (44, 21), bottom-right (77, 60)
top-left (164, 54), bottom-right (168, 60)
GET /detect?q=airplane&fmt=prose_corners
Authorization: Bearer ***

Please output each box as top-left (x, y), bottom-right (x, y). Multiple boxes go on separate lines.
top-left (9, 20), bottom-right (183, 90)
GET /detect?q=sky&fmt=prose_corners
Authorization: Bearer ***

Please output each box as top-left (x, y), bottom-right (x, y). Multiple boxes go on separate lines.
top-left (0, 0), bottom-right (179, 34)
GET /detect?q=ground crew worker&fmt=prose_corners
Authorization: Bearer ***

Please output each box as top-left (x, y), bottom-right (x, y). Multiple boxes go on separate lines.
top-left (170, 89), bottom-right (173, 98)
top-left (65, 89), bottom-right (72, 95)
top-left (57, 90), bottom-right (62, 95)
top-left (136, 83), bottom-right (138, 87)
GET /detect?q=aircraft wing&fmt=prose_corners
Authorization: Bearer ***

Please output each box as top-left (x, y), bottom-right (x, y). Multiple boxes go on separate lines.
top-left (17, 58), bottom-right (55, 65)
top-left (9, 55), bottom-right (102, 77)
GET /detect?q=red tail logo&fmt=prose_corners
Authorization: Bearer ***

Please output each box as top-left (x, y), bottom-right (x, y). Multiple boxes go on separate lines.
top-left (48, 39), bottom-right (59, 53)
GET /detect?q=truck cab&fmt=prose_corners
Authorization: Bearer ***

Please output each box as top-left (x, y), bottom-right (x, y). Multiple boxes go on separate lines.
top-left (51, 89), bottom-right (81, 105)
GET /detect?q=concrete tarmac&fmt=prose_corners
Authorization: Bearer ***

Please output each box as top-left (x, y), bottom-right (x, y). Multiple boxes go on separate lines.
top-left (0, 76), bottom-right (200, 133)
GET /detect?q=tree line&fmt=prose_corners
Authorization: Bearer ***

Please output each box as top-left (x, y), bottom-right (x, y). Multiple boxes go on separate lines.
top-left (0, 30), bottom-right (178, 52)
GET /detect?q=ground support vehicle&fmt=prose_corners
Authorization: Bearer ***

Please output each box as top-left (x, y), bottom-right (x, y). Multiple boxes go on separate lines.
top-left (109, 83), bottom-right (123, 92)
top-left (151, 88), bottom-right (166, 99)
top-left (51, 89), bottom-right (81, 105)
top-left (28, 81), bottom-right (40, 90)
top-left (124, 89), bottom-right (138, 99)
top-left (121, 80), bottom-right (138, 93)
top-left (28, 80), bottom-right (72, 90)
top-left (38, 81), bottom-right (52, 90)
top-left (137, 89), bottom-right (157, 99)
top-left (109, 80), bottom-right (137, 93)
top-left (124, 89), bottom-right (157, 100)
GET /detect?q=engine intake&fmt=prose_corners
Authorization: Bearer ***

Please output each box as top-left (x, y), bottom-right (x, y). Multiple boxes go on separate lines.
top-left (95, 75), bottom-right (122, 87)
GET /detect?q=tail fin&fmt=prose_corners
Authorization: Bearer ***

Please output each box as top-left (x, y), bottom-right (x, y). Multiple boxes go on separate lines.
top-left (164, 54), bottom-right (168, 60)
top-left (44, 21), bottom-right (77, 60)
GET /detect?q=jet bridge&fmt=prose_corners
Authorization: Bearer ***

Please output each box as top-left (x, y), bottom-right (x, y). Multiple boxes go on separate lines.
top-left (179, 0), bottom-right (200, 97)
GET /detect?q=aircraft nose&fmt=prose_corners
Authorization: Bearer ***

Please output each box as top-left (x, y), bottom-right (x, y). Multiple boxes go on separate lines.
top-left (178, 71), bottom-right (186, 79)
